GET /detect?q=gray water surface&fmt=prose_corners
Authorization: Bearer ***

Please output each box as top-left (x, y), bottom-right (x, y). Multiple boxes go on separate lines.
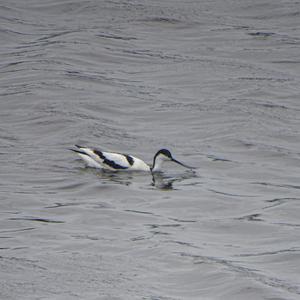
top-left (1, 0), bottom-right (300, 299)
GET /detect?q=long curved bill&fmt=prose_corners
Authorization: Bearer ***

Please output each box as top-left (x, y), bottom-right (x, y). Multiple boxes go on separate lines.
top-left (171, 158), bottom-right (195, 169)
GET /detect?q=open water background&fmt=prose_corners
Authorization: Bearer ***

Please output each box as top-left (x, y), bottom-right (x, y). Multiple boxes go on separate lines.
top-left (0, 1), bottom-right (300, 299)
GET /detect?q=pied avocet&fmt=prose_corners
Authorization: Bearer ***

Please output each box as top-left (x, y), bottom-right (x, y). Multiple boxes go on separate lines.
top-left (71, 145), bottom-right (193, 172)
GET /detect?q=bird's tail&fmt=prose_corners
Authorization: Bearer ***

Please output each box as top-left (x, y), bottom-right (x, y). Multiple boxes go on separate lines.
top-left (70, 145), bottom-right (102, 168)
top-left (69, 145), bottom-right (88, 155)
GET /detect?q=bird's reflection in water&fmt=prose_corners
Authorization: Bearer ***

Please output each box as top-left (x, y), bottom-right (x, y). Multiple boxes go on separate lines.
top-left (151, 170), bottom-right (197, 190)
top-left (95, 170), bottom-right (135, 186)
top-left (151, 172), bottom-right (175, 190)
top-left (79, 167), bottom-right (197, 189)
top-left (79, 167), bottom-right (134, 186)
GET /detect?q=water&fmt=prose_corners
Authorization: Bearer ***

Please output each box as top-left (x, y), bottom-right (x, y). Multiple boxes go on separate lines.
top-left (0, 0), bottom-right (300, 299)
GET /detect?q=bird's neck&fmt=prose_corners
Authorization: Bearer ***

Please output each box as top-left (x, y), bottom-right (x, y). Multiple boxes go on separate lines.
top-left (151, 155), bottom-right (165, 172)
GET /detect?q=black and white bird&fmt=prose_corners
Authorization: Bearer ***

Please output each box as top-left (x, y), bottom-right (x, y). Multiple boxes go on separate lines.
top-left (71, 145), bottom-right (193, 172)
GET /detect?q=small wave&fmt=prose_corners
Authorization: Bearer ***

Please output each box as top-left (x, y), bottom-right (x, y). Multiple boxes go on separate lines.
top-left (9, 216), bottom-right (64, 223)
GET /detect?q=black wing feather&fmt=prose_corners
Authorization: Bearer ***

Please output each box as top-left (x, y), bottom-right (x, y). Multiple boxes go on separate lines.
top-left (94, 150), bottom-right (128, 170)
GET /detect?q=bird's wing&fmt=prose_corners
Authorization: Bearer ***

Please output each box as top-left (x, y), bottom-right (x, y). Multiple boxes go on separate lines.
top-left (74, 145), bottom-right (135, 170)
top-left (97, 151), bottom-right (133, 170)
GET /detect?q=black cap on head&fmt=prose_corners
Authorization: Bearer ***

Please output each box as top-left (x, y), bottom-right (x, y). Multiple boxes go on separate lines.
top-left (156, 149), bottom-right (172, 158)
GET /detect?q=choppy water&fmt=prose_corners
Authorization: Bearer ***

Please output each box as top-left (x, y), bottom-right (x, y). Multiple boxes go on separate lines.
top-left (1, 0), bottom-right (300, 299)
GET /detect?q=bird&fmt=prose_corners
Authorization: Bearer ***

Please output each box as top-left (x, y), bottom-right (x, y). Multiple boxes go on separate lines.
top-left (71, 145), bottom-right (193, 172)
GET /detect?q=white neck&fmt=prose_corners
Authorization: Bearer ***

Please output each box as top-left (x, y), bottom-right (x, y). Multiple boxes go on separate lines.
top-left (152, 155), bottom-right (167, 172)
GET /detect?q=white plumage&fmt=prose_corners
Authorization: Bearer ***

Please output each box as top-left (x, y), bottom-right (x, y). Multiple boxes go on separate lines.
top-left (71, 145), bottom-right (192, 172)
